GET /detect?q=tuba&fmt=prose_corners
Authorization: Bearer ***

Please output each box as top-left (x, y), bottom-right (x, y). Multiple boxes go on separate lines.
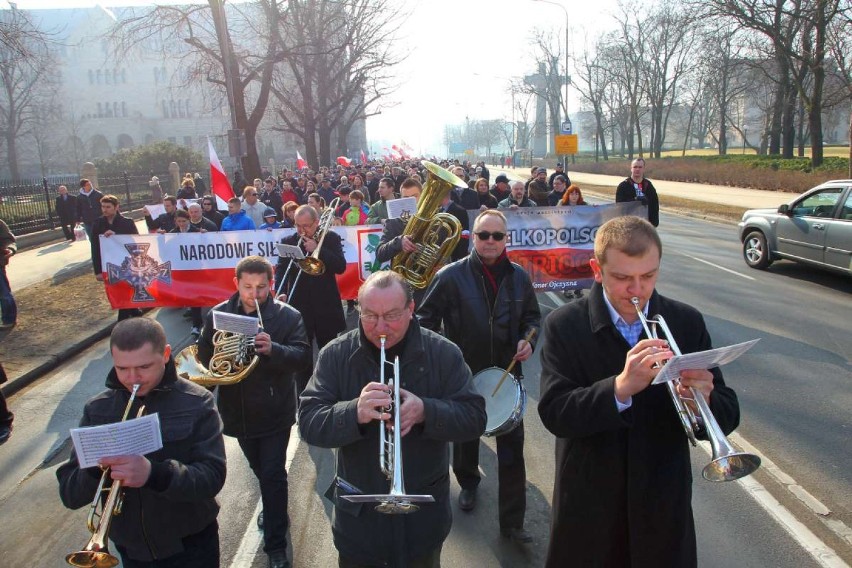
top-left (174, 300), bottom-right (263, 387)
top-left (391, 161), bottom-right (463, 289)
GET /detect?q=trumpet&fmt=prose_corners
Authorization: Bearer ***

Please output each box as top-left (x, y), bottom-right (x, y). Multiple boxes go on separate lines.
top-left (341, 335), bottom-right (434, 513)
top-left (631, 297), bottom-right (761, 482)
top-left (67, 384), bottom-right (146, 568)
top-left (276, 198), bottom-right (339, 300)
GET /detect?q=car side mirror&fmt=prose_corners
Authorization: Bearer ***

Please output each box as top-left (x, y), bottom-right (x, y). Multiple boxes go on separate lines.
top-left (778, 204), bottom-right (791, 216)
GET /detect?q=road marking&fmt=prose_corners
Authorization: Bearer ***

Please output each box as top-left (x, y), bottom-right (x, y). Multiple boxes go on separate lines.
top-left (679, 252), bottom-right (756, 281)
top-left (696, 439), bottom-right (850, 568)
top-left (230, 425), bottom-right (301, 568)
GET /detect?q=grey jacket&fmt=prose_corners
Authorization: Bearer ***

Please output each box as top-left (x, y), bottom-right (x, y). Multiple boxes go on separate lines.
top-left (57, 360), bottom-right (226, 562)
top-left (299, 320), bottom-right (486, 565)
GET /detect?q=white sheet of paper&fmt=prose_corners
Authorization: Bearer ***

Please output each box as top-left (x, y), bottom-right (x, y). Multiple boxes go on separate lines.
top-left (275, 243), bottom-right (305, 260)
top-left (212, 310), bottom-right (260, 335)
top-left (388, 197), bottom-right (417, 220)
top-left (652, 339), bottom-right (760, 385)
top-left (71, 413), bottom-right (163, 469)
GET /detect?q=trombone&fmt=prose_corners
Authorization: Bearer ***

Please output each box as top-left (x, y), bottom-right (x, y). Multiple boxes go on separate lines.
top-left (341, 335), bottom-right (435, 513)
top-left (275, 198), bottom-right (339, 301)
top-left (631, 297), bottom-right (761, 482)
top-left (67, 384), bottom-right (146, 568)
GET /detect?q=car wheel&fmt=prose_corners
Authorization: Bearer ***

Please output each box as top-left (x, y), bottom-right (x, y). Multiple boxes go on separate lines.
top-left (743, 231), bottom-right (772, 269)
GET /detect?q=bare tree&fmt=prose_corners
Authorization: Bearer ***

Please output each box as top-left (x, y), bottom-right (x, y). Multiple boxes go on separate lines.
top-left (613, 1), bottom-right (650, 157)
top-left (0, 7), bottom-right (55, 179)
top-left (108, 0), bottom-right (287, 179)
top-left (573, 33), bottom-right (616, 160)
top-left (515, 29), bottom-right (566, 155)
top-left (271, 0), bottom-right (406, 168)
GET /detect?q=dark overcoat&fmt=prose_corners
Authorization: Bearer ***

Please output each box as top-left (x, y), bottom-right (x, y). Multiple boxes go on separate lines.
top-left (55, 193), bottom-right (77, 223)
top-left (274, 229), bottom-right (346, 344)
top-left (538, 283), bottom-right (741, 568)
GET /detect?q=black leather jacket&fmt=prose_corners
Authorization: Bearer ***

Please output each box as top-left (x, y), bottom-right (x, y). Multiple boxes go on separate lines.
top-left (57, 360), bottom-right (226, 562)
top-left (198, 293), bottom-right (311, 438)
top-left (417, 250), bottom-right (541, 376)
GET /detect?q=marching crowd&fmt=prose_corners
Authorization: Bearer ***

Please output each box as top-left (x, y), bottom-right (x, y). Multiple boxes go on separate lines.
top-left (3, 156), bottom-right (702, 568)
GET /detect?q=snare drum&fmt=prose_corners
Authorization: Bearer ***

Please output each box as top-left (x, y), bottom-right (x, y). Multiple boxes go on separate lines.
top-left (472, 367), bottom-right (526, 437)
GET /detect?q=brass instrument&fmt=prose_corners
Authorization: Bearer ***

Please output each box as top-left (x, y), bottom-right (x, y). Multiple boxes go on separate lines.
top-left (66, 385), bottom-right (146, 568)
top-left (276, 198), bottom-right (340, 299)
top-left (341, 335), bottom-right (435, 513)
top-left (174, 299), bottom-right (263, 387)
top-left (391, 161), bottom-right (463, 289)
top-left (631, 297), bottom-right (761, 481)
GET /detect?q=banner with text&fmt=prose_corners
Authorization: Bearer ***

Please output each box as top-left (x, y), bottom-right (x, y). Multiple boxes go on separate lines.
top-left (98, 226), bottom-right (389, 308)
top-left (477, 202), bottom-right (645, 293)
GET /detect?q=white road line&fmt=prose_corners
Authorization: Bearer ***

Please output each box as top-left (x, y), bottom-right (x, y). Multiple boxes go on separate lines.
top-left (696, 441), bottom-right (850, 568)
top-left (678, 252), bottom-right (756, 281)
top-left (230, 425), bottom-right (302, 568)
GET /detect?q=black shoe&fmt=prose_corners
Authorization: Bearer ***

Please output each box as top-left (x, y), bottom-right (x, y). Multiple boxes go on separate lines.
top-left (0, 322), bottom-right (16, 330)
top-left (257, 510), bottom-right (264, 531)
top-left (0, 424), bottom-right (11, 445)
top-left (458, 488), bottom-right (476, 512)
top-left (268, 549), bottom-right (290, 568)
top-left (501, 527), bottom-right (533, 544)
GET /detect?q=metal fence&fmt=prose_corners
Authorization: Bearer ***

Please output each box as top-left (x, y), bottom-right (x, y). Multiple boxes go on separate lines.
top-left (0, 171), bottom-right (209, 236)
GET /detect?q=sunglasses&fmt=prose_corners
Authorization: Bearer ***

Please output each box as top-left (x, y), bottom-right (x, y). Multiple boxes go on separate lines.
top-left (475, 231), bottom-right (506, 241)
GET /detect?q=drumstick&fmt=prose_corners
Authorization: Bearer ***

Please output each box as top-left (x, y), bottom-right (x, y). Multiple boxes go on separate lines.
top-left (491, 328), bottom-right (537, 397)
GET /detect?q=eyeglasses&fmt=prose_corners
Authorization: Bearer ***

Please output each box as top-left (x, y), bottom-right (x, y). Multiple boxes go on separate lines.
top-left (475, 231), bottom-right (506, 241)
top-left (359, 307), bottom-right (409, 324)
top-left (245, 192), bottom-right (257, 196)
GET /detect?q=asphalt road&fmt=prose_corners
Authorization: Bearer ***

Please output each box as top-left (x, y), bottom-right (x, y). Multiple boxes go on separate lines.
top-left (0, 207), bottom-right (849, 567)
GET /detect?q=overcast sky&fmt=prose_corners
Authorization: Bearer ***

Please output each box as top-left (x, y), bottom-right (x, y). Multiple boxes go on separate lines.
top-left (6, 0), bottom-right (623, 155)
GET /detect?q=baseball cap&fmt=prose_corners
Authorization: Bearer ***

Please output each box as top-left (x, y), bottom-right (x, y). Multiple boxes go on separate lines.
top-left (263, 207), bottom-right (277, 218)
top-left (536, 167), bottom-right (547, 174)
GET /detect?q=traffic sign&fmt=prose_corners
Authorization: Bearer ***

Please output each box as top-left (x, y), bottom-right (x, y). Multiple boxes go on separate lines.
top-left (555, 134), bottom-right (578, 155)
top-left (561, 120), bottom-right (573, 134)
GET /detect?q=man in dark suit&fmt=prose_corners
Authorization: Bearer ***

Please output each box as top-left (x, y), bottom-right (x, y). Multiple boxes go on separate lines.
top-left (537, 216), bottom-right (742, 567)
top-left (55, 185), bottom-right (77, 241)
top-left (275, 204), bottom-right (346, 395)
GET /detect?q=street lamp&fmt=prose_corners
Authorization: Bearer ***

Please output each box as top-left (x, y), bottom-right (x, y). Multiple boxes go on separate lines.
top-left (531, 0), bottom-right (569, 163)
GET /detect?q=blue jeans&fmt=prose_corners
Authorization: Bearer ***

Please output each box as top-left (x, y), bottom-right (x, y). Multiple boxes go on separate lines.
top-left (0, 265), bottom-right (16, 324)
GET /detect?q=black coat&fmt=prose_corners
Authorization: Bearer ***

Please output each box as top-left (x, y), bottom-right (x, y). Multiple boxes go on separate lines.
top-left (449, 186), bottom-right (480, 210)
top-left (198, 294), bottom-right (311, 438)
top-left (616, 177), bottom-right (660, 227)
top-left (203, 209), bottom-right (225, 229)
top-left (274, 230), bottom-right (347, 341)
top-left (537, 283), bottom-right (741, 568)
top-left (299, 320), bottom-right (486, 565)
top-left (417, 251), bottom-right (541, 376)
top-left (57, 360), bottom-right (226, 562)
top-left (444, 200), bottom-right (471, 262)
top-left (76, 189), bottom-right (103, 224)
top-left (91, 213), bottom-right (138, 275)
top-left (55, 193), bottom-right (77, 223)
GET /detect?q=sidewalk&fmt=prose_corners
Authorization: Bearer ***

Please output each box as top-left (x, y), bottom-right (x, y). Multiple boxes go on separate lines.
top-left (0, 219), bottom-right (149, 395)
top-left (500, 166), bottom-right (797, 209)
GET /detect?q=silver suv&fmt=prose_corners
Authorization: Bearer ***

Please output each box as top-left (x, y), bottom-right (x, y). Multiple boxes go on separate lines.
top-left (738, 180), bottom-right (852, 276)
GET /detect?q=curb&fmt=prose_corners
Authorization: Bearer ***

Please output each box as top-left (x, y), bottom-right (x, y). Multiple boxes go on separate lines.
top-left (1, 321), bottom-right (118, 398)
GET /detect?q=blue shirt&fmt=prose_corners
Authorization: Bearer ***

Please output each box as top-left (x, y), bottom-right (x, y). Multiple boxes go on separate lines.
top-left (602, 290), bottom-right (649, 413)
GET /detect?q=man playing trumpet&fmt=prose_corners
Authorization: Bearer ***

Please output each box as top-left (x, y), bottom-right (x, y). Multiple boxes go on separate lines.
top-left (537, 216), bottom-right (742, 567)
top-left (299, 271), bottom-right (486, 567)
top-left (57, 318), bottom-right (226, 567)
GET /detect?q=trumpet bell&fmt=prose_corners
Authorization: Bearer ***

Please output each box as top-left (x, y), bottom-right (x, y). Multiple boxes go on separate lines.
top-left (298, 256), bottom-right (326, 276)
top-left (66, 548), bottom-right (119, 568)
top-left (703, 452), bottom-right (761, 482)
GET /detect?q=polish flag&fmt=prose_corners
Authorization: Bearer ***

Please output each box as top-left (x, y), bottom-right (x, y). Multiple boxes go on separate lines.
top-left (360, 149), bottom-right (367, 164)
top-left (337, 156), bottom-right (352, 167)
top-left (208, 137), bottom-right (235, 210)
top-left (296, 151), bottom-right (307, 170)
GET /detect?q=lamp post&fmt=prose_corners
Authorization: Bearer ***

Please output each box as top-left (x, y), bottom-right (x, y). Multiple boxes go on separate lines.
top-left (531, 0), bottom-right (569, 164)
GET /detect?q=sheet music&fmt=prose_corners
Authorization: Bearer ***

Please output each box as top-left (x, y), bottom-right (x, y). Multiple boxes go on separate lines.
top-left (275, 243), bottom-right (306, 260)
top-left (71, 413), bottom-right (163, 469)
top-left (212, 310), bottom-right (260, 335)
top-left (388, 197), bottom-right (417, 220)
top-left (652, 339), bottom-right (760, 385)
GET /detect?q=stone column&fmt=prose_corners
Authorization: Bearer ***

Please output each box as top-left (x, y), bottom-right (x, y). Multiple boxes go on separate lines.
top-left (169, 162), bottom-right (180, 194)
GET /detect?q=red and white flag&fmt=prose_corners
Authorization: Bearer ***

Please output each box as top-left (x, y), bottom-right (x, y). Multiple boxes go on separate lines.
top-left (360, 149), bottom-right (367, 164)
top-left (296, 151), bottom-right (307, 170)
top-left (208, 138), bottom-right (235, 210)
top-left (337, 156), bottom-right (352, 167)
